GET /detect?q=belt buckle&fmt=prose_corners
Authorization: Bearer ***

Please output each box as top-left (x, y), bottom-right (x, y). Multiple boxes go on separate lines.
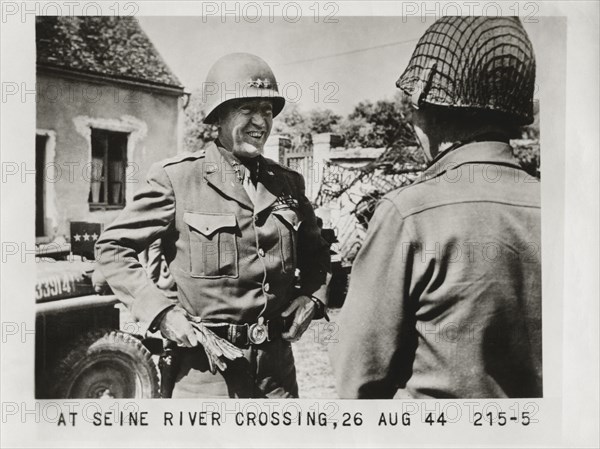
top-left (248, 317), bottom-right (268, 345)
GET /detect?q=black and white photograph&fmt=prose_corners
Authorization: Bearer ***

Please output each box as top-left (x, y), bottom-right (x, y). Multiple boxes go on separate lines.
top-left (1, 2), bottom-right (598, 448)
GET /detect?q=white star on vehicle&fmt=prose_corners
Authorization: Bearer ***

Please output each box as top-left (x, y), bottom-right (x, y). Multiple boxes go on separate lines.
top-left (91, 233), bottom-right (98, 241)
top-left (83, 232), bottom-right (90, 241)
top-left (74, 234), bottom-right (81, 242)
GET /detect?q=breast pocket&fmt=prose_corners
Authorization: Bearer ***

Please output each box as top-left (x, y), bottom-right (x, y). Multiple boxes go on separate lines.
top-left (273, 209), bottom-right (302, 273)
top-left (183, 212), bottom-right (239, 279)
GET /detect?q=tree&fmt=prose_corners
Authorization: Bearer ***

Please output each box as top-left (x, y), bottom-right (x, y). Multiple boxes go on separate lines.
top-left (272, 104), bottom-right (341, 150)
top-left (273, 104), bottom-right (341, 136)
top-left (182, 89), bottom-right (218, 152)
top-left (333, 92), bottom-right (425, 165)
top-left (337, 92), bottom-right (416, 149)
top-left (308, 108), bottom-right (342, 134)
top-left (272, 103), bottom-right (309, 137)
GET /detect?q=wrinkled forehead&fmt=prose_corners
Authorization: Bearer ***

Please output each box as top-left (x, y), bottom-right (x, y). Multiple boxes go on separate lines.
top-left (221, 98), bottom-right (274, 114)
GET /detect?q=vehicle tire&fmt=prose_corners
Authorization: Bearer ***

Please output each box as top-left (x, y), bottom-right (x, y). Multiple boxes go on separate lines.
top-left (48, 329), bottom-right (160, 399)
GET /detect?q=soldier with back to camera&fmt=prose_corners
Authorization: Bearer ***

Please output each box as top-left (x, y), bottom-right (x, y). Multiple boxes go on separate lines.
top-left (331, 17), bottom-right (542, 399)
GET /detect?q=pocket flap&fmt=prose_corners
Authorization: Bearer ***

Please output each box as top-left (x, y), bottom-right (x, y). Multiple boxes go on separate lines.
top-left (183, 212), bottom-right (237, 237)
top-left (273, 209), bottom-right (302, 231)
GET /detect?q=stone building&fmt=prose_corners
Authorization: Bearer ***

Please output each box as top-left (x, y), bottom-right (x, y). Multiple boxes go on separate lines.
top-left (35, 16), bottom-right (186, 246)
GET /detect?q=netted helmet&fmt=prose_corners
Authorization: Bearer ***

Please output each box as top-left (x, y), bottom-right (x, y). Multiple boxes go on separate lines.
top-left (396, 17), bottom-right (536, 124)
top-left (202, 53), bottom-right (285, 124)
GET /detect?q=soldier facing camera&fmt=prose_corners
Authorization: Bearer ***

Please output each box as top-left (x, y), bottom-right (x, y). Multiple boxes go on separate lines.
top-left (96, 53), bottom-right (331, 398)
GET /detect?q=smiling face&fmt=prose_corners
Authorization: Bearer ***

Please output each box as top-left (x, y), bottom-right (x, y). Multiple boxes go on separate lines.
top-left (217, 99), bottom-right (274, 159)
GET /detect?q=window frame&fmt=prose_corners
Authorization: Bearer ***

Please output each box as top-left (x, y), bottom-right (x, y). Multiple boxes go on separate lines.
top-left (88, 128), bottom-right (129, 211)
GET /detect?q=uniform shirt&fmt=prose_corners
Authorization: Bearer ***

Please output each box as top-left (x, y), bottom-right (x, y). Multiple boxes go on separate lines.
top-left (96, 142), bottom-right (330, 331)
top-left (331, 141), bottom-right (542, 398)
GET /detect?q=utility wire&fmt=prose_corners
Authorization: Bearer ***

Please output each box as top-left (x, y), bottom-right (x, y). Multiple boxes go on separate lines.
top-left (279, 37), bottom-right (420, 66)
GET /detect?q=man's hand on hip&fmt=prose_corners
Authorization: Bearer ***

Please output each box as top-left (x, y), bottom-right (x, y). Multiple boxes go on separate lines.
top-left (281, 295), bottom-right (316, 342)
top-left (159, 307), bottom-right (199, 348)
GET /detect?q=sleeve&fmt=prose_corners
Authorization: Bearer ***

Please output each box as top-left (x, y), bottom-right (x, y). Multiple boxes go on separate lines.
top-left (295, 174), bottom-right (332, 305)
top-left (95, 162), bottom-right (176, 332)
top-left (329, 198), bottom-right (417, 398)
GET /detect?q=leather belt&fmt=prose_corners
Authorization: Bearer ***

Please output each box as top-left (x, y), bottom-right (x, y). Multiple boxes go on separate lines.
top-left (203, 317), bottom-right (287, 348)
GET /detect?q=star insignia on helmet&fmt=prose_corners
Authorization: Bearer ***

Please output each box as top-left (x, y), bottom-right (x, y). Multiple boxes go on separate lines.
top-left (247, 78), bottom-right (272, 89)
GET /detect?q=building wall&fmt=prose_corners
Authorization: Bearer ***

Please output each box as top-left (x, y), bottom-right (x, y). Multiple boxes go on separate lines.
top-left (36, 72), bottom-right (182, 241)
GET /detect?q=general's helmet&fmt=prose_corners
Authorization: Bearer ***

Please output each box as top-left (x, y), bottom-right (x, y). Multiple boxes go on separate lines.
top-left (396, 17), bottom-right (536, 125)
top-left (202, 53), bottom-right (285, 124)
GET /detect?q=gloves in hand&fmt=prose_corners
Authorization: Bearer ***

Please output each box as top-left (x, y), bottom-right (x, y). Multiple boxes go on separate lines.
top-left (159, 308), bottom-right (245, 374)
top-left (186, 315), bottom-right (245, 375)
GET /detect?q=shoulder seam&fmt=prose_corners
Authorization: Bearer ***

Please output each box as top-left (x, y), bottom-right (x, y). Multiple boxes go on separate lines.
top-left (371, 198), bottom-right (419, 244)
top-left (401, 198), bottom-right (541, 220)
top-left (383, 182), bottom-right (421, 206)
top-left (378, 197), bottom-right (406, 219)
top-left (161, 150), bottom-right (206, 167)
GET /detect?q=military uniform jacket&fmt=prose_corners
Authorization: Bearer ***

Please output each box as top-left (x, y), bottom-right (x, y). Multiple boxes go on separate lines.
top-left (96, 142), bottom-right (330, 330)
top-left (332, 141), bottom-right (542, 398)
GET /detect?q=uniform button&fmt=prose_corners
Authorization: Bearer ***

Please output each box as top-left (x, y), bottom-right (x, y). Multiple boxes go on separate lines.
top-left (254, 215), bottom-right (259, 223)
top-left (258, 248), bottom-right (265, 257)
top-left (263, 283), bottom-right (270, 293)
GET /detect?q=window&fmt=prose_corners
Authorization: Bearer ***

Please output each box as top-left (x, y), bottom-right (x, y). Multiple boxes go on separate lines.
top-left (89, 129), bottom-right (128, 210)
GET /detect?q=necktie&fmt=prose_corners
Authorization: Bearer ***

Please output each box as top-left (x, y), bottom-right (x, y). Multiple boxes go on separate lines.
top-left (244, 159), bottom-right (260, 186)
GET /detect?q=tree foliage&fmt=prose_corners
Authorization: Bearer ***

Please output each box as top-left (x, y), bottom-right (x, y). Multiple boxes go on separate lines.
top-left (309, 108), bottom-right (342, 134)
top-left (182, 89), bottom-right (218, 152)
top-left (337, 92), bottom-right (416, 149)
top-left (273, 103), bottom-right (343, 135)
top-left (272, 104), bottom-right (342, 147)
top-left (272, 103), bottom-right (309, 136)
